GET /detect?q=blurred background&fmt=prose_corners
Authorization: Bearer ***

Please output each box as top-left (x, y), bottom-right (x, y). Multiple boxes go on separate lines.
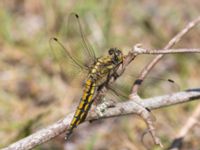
top-left (0, 0), bottom-right (200, 150)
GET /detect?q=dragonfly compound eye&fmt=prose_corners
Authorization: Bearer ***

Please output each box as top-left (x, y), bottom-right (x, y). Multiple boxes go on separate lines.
top-left (108, 48), bottom-right (115, 55)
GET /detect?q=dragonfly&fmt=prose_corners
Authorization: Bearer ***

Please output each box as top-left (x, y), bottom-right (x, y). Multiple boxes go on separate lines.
top-left (66, 47), bottom-right (123, 139)
top-left (50, 13), bottom-right (176, 140)
top-left (50, 13), bottom-right (125, 140)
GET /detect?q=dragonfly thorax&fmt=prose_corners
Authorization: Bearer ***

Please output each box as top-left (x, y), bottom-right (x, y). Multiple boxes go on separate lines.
top-left (88, 48), bottom-right (123, 84)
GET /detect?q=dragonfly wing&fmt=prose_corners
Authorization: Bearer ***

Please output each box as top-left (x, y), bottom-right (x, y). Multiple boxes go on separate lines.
top-left (69, 13), bottom-right (97, 64)
top-left (49, 38), bottom-right (87, 82)
top-left (60, 13), bottom-right (97, 66)
top-left (138, 75), bottom-right (179, 96)
top-left (112, 71), bottom-right (178, 97)
top-left (49, 12), bottom-right (97, 82)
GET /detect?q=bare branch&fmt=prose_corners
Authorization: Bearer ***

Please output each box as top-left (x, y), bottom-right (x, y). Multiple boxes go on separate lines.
top-left (129, 94), bottom-right (163, 147)
top-left (131, 16), bottom-right (200, 94)
top-left (127, 16), bottom-right (200, 146)
top-left (168, 103), bottom-right (200, 150)
top-left (2, 88), bottom-right (200, 150)
top-left (132, 44), bottom-right (200, 55)
top-left (139, 48), bottom-right (200, 54)
top-left (2, 15), bottom-right (200, 150)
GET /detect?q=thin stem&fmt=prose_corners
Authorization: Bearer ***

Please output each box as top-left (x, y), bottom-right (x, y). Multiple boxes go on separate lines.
top-left (131, 16), bottom-right (200, 94)
top-left (168, 103), bottom-right (200, 150)
top-left (133, 47), bottom-right (200, 55)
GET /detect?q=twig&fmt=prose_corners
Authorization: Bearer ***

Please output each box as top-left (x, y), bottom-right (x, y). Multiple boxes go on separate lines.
top-left (138, 48), bottom-right (200, 54)
top-left (128, 18), bottom-right (200, 146)
top-left (131, 16), bottom-right (200, 94)
top-left (168, 103), bottom-right (200, 150)
top-left (2, 88), bottom-right (200, 150)
top-left (132, 44), bottom-right (200, 55)
top-left (129, 94), bottom-right (163, 147)
top-left (3, 16), bottom-right (200, 150)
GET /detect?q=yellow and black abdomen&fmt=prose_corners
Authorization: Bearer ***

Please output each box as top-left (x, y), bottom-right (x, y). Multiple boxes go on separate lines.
top-left (66, 78), bottom-right (96, 139)
top-left (66, 53), bottom-right (122, 139)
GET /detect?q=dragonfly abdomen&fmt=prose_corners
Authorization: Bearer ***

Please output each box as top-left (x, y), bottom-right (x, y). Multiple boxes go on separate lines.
top-left (66, 48), bottom-right (124, 140)
top-left (66, 78), bottom-right (96, 139)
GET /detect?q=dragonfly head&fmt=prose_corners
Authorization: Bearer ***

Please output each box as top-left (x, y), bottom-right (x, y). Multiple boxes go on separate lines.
top-left (108, 48), bottom-right (123, 65)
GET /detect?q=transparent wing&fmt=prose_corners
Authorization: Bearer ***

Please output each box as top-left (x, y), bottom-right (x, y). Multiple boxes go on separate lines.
top-left (68, 13), bottom-right (97, 64)
top-left (58, 12), bottom-right (96, 66)
top-left (49, 13), bottom-right (97, 82)
top-left (138, 75), bottom-right (179, 97)
top-left (104, 79), bottom-right (157, 122)
top-left (103, 72), bottom-right (178, 124)
top-left (113, 72), bottom-right (179, 97)
top-left (49, 38), bottom-right (86, 82)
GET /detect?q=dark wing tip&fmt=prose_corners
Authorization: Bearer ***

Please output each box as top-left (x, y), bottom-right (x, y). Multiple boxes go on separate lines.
top-left (134, 79), bottom-right (143, 85)
top-left (168, 79), bottom-right (175, 83)
top-left (75, 13), bottom-right (79, 18)
top-left (52, 37), bottom-right (58, 41)
top-left (145, 107), bottom-right (151, 112)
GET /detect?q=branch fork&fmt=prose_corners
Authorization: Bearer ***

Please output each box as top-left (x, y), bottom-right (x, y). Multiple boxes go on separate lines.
top-left (2, 15), bottom-right (200, 150)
